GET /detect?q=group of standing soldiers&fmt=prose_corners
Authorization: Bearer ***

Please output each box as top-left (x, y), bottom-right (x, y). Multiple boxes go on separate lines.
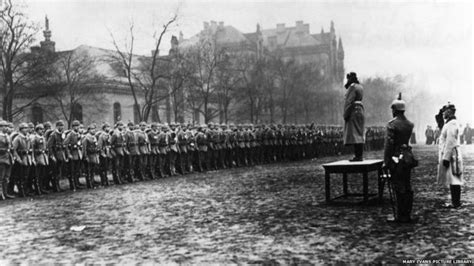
top-left (0, 119), bottom-right (385, 199)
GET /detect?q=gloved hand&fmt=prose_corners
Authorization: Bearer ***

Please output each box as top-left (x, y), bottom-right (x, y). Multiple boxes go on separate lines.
top-left (443, 160), bottom-right (450, 168)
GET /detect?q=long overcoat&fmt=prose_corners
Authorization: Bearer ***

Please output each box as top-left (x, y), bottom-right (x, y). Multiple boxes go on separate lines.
top-left (343, 83), bottom-right (365, 145)
top-left (437, 119), bottom-right (464, 187)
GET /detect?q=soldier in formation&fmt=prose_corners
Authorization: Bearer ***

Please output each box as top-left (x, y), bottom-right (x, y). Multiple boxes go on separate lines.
top-left (0, 119), bottom-right (385, 200)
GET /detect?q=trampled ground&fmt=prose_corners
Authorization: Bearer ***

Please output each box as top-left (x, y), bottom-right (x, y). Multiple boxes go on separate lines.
top-left (0, 145), bottom-right (472, 264)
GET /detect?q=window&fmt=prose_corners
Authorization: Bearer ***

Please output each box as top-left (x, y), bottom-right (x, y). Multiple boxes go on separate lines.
top-left (113, 102), bottom-right (121, 123)
top-left (31, 105), bottom-right (43, 124)
top-left (71, 103), bottom-right (82, 122)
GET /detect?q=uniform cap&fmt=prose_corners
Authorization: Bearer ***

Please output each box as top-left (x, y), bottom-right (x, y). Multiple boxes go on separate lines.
top-left (88, 123), bottom-right (97, 130)
top-left (28, 122), bottom-right (34, 128)
top-left (442, 102), bottom-right (456, 112)
top-left (102, 122), bottom-right (110, 130)
top-left (151, 123), bottom-right (158, 128)
top-left (44, 121), bottom-right (52, 128)
top-left (0, 120), bottom-right (8, 127)
top-left (139, 121), bottom-right (147, 127)
top-left (115, 121), bottom-right (124, 127)
top-left (391, 93), bottom-right (406, 111)
top-left (71, 120), bottom-right (81, 127)
top-left (56, 120), bottom-right (65, 127)
top-left (127, 121), bottom-right (134, 127)
top-left (35, 123), bottom-right (44, 130)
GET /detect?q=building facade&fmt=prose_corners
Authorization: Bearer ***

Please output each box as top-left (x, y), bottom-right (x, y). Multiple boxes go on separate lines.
top-left (12, 19), bottom-right (345, 126)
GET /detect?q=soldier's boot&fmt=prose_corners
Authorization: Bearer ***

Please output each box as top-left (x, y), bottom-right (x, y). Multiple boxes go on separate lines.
top-left (41, 175), bottom-right (52, 194)
top-left (450, 185), bottom-right (461, 208)
top-left (3, 180), bottom-right (15, 199)
top-left (7, 180), bottom-right (16, 197)
top-left (18, 180), bottom-right (26, 197)
top-left (0, 181), bottom-right (5, 200)
top-left (54, 176), bottom-right (62, 192)
top-left (112, 173), bottom-right (121, 185)
top-left (84, 169), bottom-right (92, 189)
top-left (68, 175), bottom-right (76, 191)
top-left (33, 177), bottom-right (42, 196)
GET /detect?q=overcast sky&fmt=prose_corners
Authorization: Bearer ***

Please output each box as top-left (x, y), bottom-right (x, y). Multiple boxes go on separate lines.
top-left (24, 0), bottom-right (473, 123)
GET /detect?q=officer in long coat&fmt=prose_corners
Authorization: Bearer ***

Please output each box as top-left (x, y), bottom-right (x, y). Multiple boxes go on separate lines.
top-left (64, 120), bottom-right (84, 191)
top-left (343, 72), bottom-right (365, 161)
top-left (32, 124), bottom-right (50, 194)
top-left (186, 124), bottom-right (196, 173)
top-left (196, 125), bottom-right (208, 172)
top-left (383, 93), bottom-right (415, 223)
top-left (0, 120), bottom-right (14, 200)
top-left (437, 103), bottom-right (464, 208)
top-left (82, 124), bottom-right (100, 188)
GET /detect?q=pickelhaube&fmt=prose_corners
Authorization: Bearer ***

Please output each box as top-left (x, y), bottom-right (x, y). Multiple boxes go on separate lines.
top-left (35, 123), bottom-right (44, 130)
top-left (391, 93), bottom-right (406, 111)
top-left (44, 121), bottom-right (52, 129)
top-left (102, 122), bottom-right (110, 130)
top-left (56, 120), bottom-right (65, 127)
top-left (71, 120), bottom-right (81, 127)
top-left (19, 123), bottom-right (29, 130)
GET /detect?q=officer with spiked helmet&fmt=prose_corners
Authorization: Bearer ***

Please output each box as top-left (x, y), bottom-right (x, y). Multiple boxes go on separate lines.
top-left (383, 93), bottom-right (417, 223)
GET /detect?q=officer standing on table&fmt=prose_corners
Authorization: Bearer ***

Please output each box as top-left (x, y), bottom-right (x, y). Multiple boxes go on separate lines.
top-left (382, 93), bottom-right (416, 224)
top-left (343, 72), bottom-right (365, 161)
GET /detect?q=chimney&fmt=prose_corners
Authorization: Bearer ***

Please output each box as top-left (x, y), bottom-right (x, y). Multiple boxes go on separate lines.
top-left (203, 21), bottom-right (209, 30)
top-left (218, 21), bottom-right (224, 29)
top-left (211, 20), bottom-right (217, 27)
top-left (179, 31), bottom-right (184, 41)
top-left (295, 20), bottom-right (309, 33)
top-left (276, 23), bottom-right (285, 33)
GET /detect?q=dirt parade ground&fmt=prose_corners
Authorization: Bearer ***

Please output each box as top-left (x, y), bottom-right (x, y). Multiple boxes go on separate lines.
top-left (0, 144), bottom-right (472, 264)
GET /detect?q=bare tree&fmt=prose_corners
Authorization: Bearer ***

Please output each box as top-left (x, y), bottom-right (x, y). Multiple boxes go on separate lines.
top-left (109, 15), bottom-right (177, 122)
top-left (186, 36), bottom-right (226, 123)
top-left (44, 50), bottom-right (105, 126)
top-left (0, 0), bottom-right (44, 121)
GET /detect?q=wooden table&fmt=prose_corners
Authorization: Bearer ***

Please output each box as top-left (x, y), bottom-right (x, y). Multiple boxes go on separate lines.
top-left (322, 159), bottom-right (384, 203)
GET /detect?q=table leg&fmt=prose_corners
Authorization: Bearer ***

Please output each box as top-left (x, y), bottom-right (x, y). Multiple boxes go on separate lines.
top-left (343, 173), bottom-right (348, 197)
top-left (325, 171), bottom-right (331, 202)
top-left (363, 171), bottom-right (368, 202)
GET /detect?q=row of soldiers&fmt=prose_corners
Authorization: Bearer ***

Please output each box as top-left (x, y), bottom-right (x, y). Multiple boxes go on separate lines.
top-left (0, 119), bottom-right (385, 199)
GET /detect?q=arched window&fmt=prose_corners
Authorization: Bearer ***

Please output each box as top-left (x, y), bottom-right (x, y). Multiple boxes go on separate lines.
top-left (113, 102), bottom-right (121, 123)
top-left (31, 105), bottom-right (43, 124)
top-left (71, 103), bottom-right (83, 122)
top-left (133, 103), bottom-right (140, 124)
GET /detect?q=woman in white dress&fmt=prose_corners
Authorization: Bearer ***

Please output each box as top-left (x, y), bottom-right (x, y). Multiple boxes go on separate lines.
top-left (437, 103), bottom-right (464, 208)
